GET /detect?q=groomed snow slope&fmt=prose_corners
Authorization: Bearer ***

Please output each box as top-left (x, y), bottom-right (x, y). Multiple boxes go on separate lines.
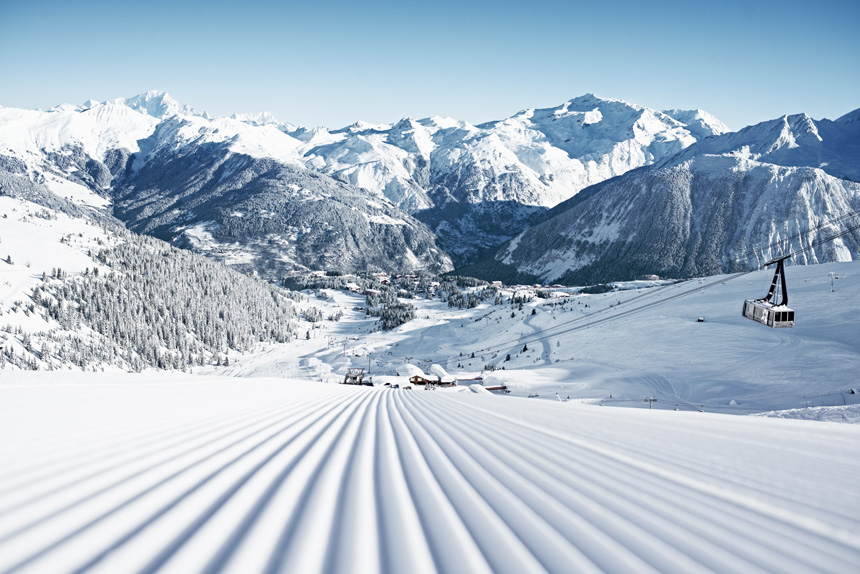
top-left (1, 376), bottom-right (858, 573)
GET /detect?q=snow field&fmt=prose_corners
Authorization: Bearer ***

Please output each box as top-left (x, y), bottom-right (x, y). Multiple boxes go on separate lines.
top-left (1, 376), bottom-right (858, 573)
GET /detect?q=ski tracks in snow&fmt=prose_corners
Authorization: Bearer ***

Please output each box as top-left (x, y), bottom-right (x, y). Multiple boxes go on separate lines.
top-left (0, 379), bottom-right (859, 573)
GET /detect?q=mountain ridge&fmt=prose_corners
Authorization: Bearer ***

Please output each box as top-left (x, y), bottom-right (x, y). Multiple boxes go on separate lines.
top-left (4, 91), bottom-right (857, 283)
top-left (475, 110), bottom-right (860, 285)
top-left (1, 90), bottom-right (732, 270)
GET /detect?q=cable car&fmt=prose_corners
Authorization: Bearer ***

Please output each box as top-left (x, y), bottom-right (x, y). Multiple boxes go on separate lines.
top-left (742, 255), bottom-right (795, 328)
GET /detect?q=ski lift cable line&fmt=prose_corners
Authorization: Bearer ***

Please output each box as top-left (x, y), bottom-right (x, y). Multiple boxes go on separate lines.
top-left (437, 213), bottom-right (860, 369)
top-left (476, 207), bottom-right (860, 353)
top-left (444, 238), bottom-right (855, 370)
top-left (437, 271), bottom-right (753, 369)
top-left (440, 279), bottom-right (690, 365)
top-left (508, 218), bottom-right (860, 356)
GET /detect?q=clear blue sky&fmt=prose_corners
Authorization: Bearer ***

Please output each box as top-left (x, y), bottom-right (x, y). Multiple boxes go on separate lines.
top-left (1, 0), bottom-right (857, 131)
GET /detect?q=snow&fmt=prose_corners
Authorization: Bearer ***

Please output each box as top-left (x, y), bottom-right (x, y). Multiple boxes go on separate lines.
top-left (3, 92), bottom-right (860, 571)
top-left (664, 110), bottom-right (860, 182)
top-left (43, 175), bottom-right (110, 208)
top-left (367, 213), bottom-right (406, 226)
top-left (755, 404), bottom-right (860, 423)
top-left (396, 364), bottom-right (425, 377)
top-left (176, 220), bottom-right (219, 251)
top-left (0, 92), bottom-right (306, 175)
top-left (291, 93), bottom-right (723, 214)
top-left (0, 101), bottom-right (159, 162)
top-left (134, 115), bottom-right (304, 168)
top-left (0, 374), bottom-right (858, 572)
top-left (206, 260), bottom-right (860, 420)
top-left (3, 211), bottom-right (860, 570)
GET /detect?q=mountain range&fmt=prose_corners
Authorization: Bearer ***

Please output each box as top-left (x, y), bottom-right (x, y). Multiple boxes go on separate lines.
top-left (296, 94), bottom-right (729, 263)
top-left (0, 92), bottom-right (451, 276)
top-left (1, 91), bottom-right (857, 283)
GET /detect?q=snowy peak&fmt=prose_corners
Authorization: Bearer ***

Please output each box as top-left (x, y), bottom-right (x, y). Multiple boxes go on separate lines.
top-left (486, 94), bottom-right (723, 165)
top-left (334, 120), bottom-right (392, 135)
top-left (769, 113), bottom-right (822, 152)
top-left (231, 110), bottom-right (278, 125)
top-left (661, 110), bottom-right (860, 181)
top-left (0, 91), bottom-right (734, 269)
top-left (0, 99), bottom-right (160, 162)
top-left (725, 113), bottom-right (821, 155)
top-left (386, 117), bottom-right (438, 157)
top-left (484, 105), bottom-right (860, 285)
top-left (0, 92), bottom-right (311, 176)
top-left (290, 93), bottom-right (729, 264)
top-left (132, 114), bottom-right (304, 168)
top-left (118, 90), bottom-right (200, 119)
top-left (230, 111), bottom-right (299, 133)
top-left (662, 108), bottom-right (731, 139)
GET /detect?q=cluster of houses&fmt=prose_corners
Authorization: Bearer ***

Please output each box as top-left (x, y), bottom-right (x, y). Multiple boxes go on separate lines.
top-left (342, 363), bottom-right (508, 392)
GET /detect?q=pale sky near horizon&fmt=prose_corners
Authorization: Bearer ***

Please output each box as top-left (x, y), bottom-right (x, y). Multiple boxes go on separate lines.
top-left (1, 0), bottom-right (857, 131)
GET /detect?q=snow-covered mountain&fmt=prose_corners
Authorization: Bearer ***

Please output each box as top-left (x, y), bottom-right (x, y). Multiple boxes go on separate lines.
top-left (299, 94), bottom-right (729, 263)
top-left (0, 90), bottom-right (727, 272)
top-left (479, 110), bottom-right (860, 285)
top-left (0, 179), bottom-right (300, 372)
top-left (0, 92), bottom-right (452, 276)
top-left (113, 149), bottom-right (453, 277)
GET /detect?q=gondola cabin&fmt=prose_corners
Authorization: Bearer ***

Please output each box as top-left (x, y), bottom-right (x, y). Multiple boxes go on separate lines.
top-left (742, 300), bottom-right (795, 328)
top-left (742, 254), bottom-right (795, 328)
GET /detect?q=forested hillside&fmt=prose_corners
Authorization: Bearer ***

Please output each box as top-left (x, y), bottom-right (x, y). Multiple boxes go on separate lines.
top-left (2, 230), bottom-right (299, 371)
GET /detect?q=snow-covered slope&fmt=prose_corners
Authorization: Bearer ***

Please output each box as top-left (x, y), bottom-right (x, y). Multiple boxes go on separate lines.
top-left (1, 375), bottom-right (858, 572)
top-left (666, 109), bottom-right (860, 181)
top-left (303, 95), bottom-right (730, 211)
top-left (213, 259), bottom-right (860, 417)
top-left (483, 109), bottom-right (860, 284)
top-left (0, 188), bottom-right (300, 372)
top-left (0, 100), bottom-right (158, 164)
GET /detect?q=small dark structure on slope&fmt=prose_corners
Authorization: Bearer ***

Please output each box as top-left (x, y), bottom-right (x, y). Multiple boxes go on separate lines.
top-left (343, 368), bottom-right (371, 386)
top-left (408, 375), bottom-right (456, 387)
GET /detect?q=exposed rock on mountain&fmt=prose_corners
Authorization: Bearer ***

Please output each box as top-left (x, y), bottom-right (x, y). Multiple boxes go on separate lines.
top-left (300, 94), bottom-right (729, 264)
top-left (0, 93), bottom-right (452, 276)
top-left (479, 111), bottom-right (860, 285)
top-left (113, 144), bottom-right (453, 276)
